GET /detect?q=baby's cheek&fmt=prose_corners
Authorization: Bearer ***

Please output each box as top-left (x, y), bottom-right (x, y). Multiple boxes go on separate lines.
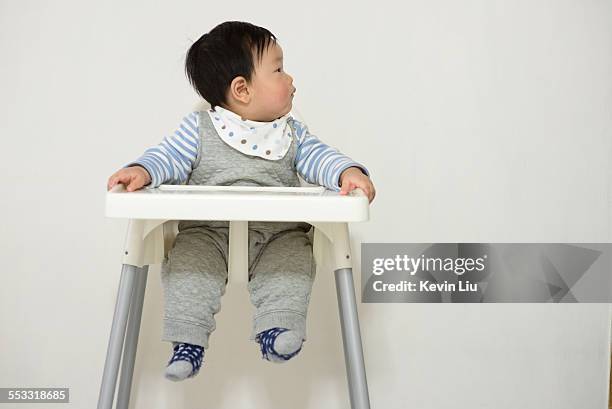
top-left (275, 91), bottom-right (288, 103)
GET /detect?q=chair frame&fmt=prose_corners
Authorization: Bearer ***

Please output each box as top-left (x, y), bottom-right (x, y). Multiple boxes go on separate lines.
top-left (98, 186), bottom-right (372, 409)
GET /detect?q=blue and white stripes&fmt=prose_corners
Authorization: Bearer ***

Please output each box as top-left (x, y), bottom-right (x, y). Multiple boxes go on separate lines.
top-left (124, 111), bottom-right (369, 191)
top-left (289, 118), bottom-right (369, 191)
top-left (124, 112), bottom-right (199, 187)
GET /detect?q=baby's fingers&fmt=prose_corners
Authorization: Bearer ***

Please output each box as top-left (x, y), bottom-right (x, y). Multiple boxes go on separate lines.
top-left (107, 172), bottom-right (131, 191)
top-left (122, 174), bottom-right (143, 192)
top-left (107, 174), bottom-right (122, 191)
top-left (339, 181), bottom-right (354, 196)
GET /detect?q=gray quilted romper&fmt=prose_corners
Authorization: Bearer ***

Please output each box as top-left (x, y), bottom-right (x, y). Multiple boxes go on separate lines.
top-left (160, 110), bottom-right (316, 349)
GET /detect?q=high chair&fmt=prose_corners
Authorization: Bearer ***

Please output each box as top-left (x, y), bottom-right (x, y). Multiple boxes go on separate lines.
top-left (99, 183), bottom-right (372, 409)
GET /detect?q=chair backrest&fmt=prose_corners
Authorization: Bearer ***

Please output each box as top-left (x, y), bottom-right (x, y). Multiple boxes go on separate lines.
top-left (193, 99), bottom-right (210, 112)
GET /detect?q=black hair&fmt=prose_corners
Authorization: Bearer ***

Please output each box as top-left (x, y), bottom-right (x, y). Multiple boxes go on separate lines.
top-left (185, 21), bottom-right (277, 108)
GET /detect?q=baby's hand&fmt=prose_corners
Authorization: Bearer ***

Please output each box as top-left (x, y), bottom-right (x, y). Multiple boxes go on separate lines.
top-left (339, 167), bottom-right (376, 203)
top-left (107, 166), bottom-right (152, 192)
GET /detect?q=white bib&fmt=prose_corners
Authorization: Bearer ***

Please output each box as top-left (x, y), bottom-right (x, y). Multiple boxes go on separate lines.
top-left (207, 106), bottom-right (293, 160)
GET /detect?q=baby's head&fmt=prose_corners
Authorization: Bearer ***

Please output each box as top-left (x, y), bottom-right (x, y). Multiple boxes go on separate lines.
top-left (185, 21), bottom-right (296, 122)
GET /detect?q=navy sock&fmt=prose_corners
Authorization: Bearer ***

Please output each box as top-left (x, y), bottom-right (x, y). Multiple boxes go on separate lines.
top-left (255, 327), bottom-right (304, 363)
top-left (164, 342), bottom-right (204, 381)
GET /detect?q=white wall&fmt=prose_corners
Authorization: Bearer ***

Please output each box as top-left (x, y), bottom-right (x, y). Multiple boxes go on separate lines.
top-left (0, 0), bottom-right (610, 408)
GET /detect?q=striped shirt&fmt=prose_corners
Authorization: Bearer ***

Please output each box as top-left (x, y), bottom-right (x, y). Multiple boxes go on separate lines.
top-left (124, 111), bottom-right (369, 191)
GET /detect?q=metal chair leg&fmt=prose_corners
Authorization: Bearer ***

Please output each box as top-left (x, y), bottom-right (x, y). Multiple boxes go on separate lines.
top-left (97, 264), bottom-right (139, 409)
top-left (116, 266), bottom-right (149, 409)
top-left (335, 267), bottom-right (371, 409)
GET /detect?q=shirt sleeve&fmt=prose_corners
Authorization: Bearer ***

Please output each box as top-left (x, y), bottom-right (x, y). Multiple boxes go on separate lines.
top-left (291, 118), bottom-right (370, 192)
top-left (123, 111), bottom-right (200, 188)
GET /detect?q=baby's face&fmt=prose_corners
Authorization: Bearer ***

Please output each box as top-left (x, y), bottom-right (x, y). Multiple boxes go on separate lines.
top-left (249, 42), bottom-right (296, 121)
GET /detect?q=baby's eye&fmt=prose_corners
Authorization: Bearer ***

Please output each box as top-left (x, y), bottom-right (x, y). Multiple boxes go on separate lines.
top-left (276, 67), bottom-right (282, 72)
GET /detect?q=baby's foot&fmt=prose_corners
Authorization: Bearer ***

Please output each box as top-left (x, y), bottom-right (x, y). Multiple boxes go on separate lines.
top-left (164, 342), bottom-right (204, 381)
top-left (255, 327), bottom-right (304, 363)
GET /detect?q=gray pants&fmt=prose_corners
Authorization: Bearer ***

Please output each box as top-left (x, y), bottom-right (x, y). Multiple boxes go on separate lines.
top-left (161, 220), bottom-right (316, 349)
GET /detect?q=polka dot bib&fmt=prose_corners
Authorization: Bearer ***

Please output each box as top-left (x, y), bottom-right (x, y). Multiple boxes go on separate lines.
top-left (207, 106), bottom-right (292, 161)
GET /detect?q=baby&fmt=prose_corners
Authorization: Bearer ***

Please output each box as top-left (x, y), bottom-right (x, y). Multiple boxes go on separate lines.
top-left (107, 21), bottom-right (376, 381)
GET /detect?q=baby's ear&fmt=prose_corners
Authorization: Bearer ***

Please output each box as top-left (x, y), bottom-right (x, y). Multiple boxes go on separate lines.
top-left (229, 76), bottom-right (251, 103)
